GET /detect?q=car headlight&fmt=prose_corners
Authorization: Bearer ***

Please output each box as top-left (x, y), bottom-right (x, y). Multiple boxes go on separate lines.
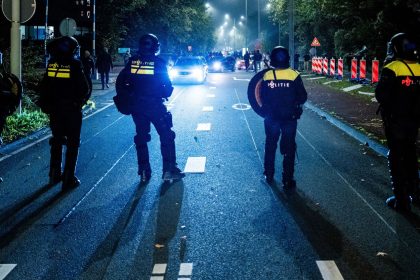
top-left (213, 61), bottom-right (222, 70)
top-left (169, 69), bottom-right (179, 78)
top-left (192, 68), bottom-right (203, 79)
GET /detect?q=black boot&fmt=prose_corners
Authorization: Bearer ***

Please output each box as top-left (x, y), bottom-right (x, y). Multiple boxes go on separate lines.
top-left (386, 181), bottom-right (411, 212)
top-left (140, 169), bottom-right (152, 183)
top-left (162, 167), bottom-right (185, 182)
top-left (62, 147), bottom-right (80, 190)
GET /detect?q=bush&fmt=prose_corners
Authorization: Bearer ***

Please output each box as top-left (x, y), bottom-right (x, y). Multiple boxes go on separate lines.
top-left (2, 110), bottom-right (49, 143)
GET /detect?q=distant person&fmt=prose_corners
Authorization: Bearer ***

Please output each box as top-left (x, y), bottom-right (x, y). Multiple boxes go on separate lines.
top-left (81, 50), bottom-right (95, 96)
top-left (294, 53), bottom-right (300, 70)
top-left (375, 33), bottom-right (420, 212)
top-left (259, 46), bottom-right (307, 189)
top-left (253, 49), bottom-right (262, 73)
top-left (96, 47), bottom-right (113, 90)
top-left (123, 50), bottom-right (131, 65)
top-left (37, 36), bottom-right (90, 189)
top-left (303, 53), bottom-right (311, 71)
top-left (115, 34), bottom-right (185, 183)
top-left (244, 51), bottom-right (250, 71)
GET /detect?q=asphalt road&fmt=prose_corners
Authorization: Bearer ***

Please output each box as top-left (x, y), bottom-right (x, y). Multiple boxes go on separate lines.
top-left (0, 70), bottom-right (419, 280)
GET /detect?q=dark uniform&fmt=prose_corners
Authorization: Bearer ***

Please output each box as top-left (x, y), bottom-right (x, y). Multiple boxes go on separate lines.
top-left (261, 46), bottom-right (307, 189)
top-left (375, 33), bottom-right (420, 212)
top-left (38, 36), bottom-right (90, 189)
top-left (115, 33), bottom-right (184, 182)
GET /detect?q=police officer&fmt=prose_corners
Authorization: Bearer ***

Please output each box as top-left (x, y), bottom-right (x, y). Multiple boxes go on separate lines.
top-left (375, 33), bottom-right (420, 212)
top-left (260, 46), bottom-right (307, 189)
top-left (37, 36), bottom-right (90, 189)
top-left (115, 33), bottom-right (184, 182)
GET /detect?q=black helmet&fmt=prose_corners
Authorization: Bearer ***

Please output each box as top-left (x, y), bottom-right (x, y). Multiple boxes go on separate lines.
top-left (139, 34), bottom-right (160, 56)
top-left (387, 33), bottom-right (418, 61)
top-left (47, 36), bottom-right (79, 58)
top-left (270, 46), bottom-right (290, 68)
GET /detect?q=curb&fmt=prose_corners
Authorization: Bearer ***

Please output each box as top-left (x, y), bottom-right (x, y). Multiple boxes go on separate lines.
top-left (304, 101), bottom-right (389, 158)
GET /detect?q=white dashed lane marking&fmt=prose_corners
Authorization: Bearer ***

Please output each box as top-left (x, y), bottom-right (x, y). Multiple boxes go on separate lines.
top-left (206, 94), bottom-right (215, 98)
top-left (196, 123), bottom-right (211, 131)
top-left (179, 262), bottom-right (193, 277)
top-left (316, 261), bottom-right (344, 280)
top-left (0, 264), bottom-right (17, 280)
top-left (184, 157), bottom-right (206, 173)
top-left (202, 106), bottom-right (213, 112)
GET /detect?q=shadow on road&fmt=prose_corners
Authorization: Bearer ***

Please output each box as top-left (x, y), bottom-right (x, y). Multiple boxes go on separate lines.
top-left (267, 180), bottom-right (379, 279)
top-left (79, 181), bottom-right (148, 279)
top-left (0, 183), bottom-right (70, 248)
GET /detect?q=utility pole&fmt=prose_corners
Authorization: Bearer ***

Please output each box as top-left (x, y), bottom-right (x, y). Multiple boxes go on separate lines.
top-left (44, 0), bottom-right (49, 67)
top-left (288, 0), bottom-right (295, 69)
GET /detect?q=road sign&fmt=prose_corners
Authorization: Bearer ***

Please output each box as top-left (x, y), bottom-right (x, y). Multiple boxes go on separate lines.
top-left (311, 37), bottom-right (321, 47)
top-left (2, 0), bottom-right (36, 23)
top-left (59, 18), bottom-right (77, 36)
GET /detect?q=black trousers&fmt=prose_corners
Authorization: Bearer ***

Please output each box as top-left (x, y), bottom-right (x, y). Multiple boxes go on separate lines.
top-left (132, 103), bottom-right (176, 174)
top-left (264, 118), bottom-right (297, 182)
top-left (49, 109), bottom-right (82, 176)
top-left (384, 119), bottom-right (419, 200)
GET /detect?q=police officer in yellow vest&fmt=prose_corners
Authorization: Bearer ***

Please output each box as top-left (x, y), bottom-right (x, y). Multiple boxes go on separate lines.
top-left (38, 36), bottom-right (90, 189)
top-left (261, 46), bottom-right (307, 189)
top-left (375, 33), bottom-right (420, 212)
top-left (115, 33), bottom-right (184, 183)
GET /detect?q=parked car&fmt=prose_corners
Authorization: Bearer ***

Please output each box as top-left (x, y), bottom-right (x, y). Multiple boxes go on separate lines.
top-left (208, 55), bottom-right (236, 72)
top-left (169, 56), bottom-right (208, 84)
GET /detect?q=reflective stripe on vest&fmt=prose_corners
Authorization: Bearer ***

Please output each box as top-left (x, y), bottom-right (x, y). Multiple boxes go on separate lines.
top-left (47, 63), bottom-right (71, 78)
top-left (130, 65), bottom-right (154, 75)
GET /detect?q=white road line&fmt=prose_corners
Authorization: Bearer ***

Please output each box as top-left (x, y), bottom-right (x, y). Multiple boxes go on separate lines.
top-left (82, 115), bottom-right (125, 145)
top-left (0, 102), bottom-right (115, 162)
top-left (178, 278), bottom-right (190, 280)
top-left (166, 88), bottom-right (185, 107)
top-left (209, 86), bottom-right (216, 90)
top-left (233, 77), bottom-right (250, 81)
top-left (196, 123), bottom-right (211, 131)
top-left (316, 261), bottom-right (344, 280)
top-left (56, 144), bottom-right (134, 226)
top-left (206, 94), bottom-right (215, 98)
top-left (150, 277), bottom-right (164, 280)
top-left (234, 89), bottom-right (263, 167)
top-left (184, 157), bottom-right (206, 173)
top-left (202, 106), bottom-right (213, 112)
top-left (297, 130), bottom-right (396, 234)
top-left (179, 263), bottom-right (193, 276)
top-left (308, 76), bottom-right (326, 80)
top-left (0, 264), bottom-right (16, 280)
top-left (152, 263), bottom-right (167, 274)
top-left (342, 84), bottom-right (363, 92)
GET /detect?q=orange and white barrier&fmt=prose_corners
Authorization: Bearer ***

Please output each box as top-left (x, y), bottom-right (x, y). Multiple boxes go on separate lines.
top-left (371, 58), bottom-right (379, 83)
top-left (351, 57), bottom-right (358, 80)
top-left (329, 58), bottom-right (335, 77)
top-left (359, 58), bottom-right (366, 80)
top-left (337, 58), bottom-right (343, 79)
top-left (323, 57), bottom-right (328, 75)
top-left (318, 57), bottom-right (322, 74)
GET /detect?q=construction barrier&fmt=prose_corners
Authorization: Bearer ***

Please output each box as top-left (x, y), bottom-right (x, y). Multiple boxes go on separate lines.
top-left (351, 57), bottom-right (358, 80)
top-left (359, 58), bottom-right (366, 80)
top-left (323, 57), bottom-right (328, 75)
top-left (318, 57), bottom-right (322, 74)
top-left (337, 58), bottom-right (343, 79)
top-left (372, 58), bottom-right (379, 83)
top-left (311, 57), bottom-right (316, 73)
top-left (330, 58), bottom-right (335, 77)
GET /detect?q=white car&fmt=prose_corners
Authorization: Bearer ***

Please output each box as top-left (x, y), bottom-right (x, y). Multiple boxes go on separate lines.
top-left (169, 56), bottom-right (208, 84)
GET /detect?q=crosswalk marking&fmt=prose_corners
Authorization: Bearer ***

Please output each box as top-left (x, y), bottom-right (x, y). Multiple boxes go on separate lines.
top-left (202, 106), bottom-right (213, 112)
top-left (316, 261), bottom-right (344, 280)
top-left (150, 277), bottom-right (164, 280)
top-left (0, 264), bottom-right (17, 280)
top-left (179, 263), bottom-right (193, 276)
top-left (184, 157), bottom-right (206, 173)
top-left (196, 123), bottom-right (211, 131)
top-left (152, 264), bottom-right (167, 275)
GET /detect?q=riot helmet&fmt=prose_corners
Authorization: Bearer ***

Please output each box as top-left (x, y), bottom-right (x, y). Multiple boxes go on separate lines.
top-left (386, 33), bottom-right (418, 61)
top-left (139, 34), bottom-right (160, 56)
top-left (47, 36), bottom-right (79, 58)
top-left (270, 46), bottom-right (290, 68)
